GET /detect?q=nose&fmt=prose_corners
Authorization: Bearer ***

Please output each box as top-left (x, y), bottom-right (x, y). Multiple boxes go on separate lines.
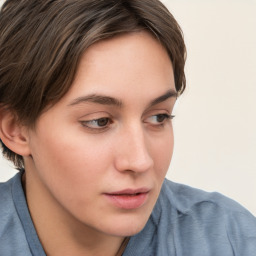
top-left (114, 124), bottom-right (154, 173)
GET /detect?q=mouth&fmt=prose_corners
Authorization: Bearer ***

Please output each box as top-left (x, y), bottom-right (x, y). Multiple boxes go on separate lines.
top-left (104, 188), bottom-right (150, 209)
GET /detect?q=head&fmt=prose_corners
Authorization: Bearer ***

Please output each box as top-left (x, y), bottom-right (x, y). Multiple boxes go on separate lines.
top-left (0, 0), bottom-right (186, 237)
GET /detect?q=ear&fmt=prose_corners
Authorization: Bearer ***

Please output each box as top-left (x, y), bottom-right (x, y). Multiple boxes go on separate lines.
top-left (0, 109), bottom-right (31, 156)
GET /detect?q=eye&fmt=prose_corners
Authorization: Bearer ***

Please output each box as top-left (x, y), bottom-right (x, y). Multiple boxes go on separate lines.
top-left (145, 113), bottom-right (174, 125)
top-left (81, 117), bottom-right (112, 129)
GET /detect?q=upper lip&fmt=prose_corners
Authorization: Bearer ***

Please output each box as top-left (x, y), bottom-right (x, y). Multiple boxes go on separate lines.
top-left (105, 188), bottom-right (150, 195)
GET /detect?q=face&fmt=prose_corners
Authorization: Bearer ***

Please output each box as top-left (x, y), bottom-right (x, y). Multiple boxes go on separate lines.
top-left (26, 32), bottom-right (176, 237)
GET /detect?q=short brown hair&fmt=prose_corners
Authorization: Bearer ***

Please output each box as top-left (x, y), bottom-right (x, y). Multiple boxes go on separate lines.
top-left (0, 0), bottom-right (186, 169)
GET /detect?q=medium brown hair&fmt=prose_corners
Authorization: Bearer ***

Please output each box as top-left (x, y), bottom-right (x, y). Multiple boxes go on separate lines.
top-left (0, 0), bottom-right (186, 169)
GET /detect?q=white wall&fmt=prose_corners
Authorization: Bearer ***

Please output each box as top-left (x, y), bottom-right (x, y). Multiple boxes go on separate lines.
top-left (164, 0), bottom-right (256, 216)
top-left (0, 0), bottom-right (256, 215)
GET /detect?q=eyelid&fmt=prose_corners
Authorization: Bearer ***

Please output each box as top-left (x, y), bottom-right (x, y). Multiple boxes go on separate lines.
top-left (79, 112), bottom-right (114, 130)
top-left (144, 113), bottom-right (174, 125)
top-left (80, 117), bottom-right (113, 133)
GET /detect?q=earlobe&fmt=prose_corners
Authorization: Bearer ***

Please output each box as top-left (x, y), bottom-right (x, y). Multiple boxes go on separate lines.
top-left (0, 109), bottom-right (31, 156)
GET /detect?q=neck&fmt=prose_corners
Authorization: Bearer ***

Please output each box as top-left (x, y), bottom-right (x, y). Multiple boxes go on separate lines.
top-left (22, 170), bottom-right (127, 256)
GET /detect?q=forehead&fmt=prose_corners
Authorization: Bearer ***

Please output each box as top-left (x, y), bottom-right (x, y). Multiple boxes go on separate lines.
top-left (58, 31), bottom-right (175, 108)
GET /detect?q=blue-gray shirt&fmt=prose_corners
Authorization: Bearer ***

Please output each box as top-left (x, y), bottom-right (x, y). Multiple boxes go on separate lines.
top-left (1, 172), bottom-right (256, 255)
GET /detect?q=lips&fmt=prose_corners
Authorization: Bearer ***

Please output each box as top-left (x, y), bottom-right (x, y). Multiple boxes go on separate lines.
top-left (104, 188), bottom-right (150, 209)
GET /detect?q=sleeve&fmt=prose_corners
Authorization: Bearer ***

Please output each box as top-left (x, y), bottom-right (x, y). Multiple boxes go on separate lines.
top-left (226, 211), bottom-right (256, 255)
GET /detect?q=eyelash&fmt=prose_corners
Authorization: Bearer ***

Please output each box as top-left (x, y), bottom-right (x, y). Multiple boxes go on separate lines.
top-left (81, 117), bottom-right (113, 131)
top-left (145, 113), bottom-right (174, 125)
top-left (80, 113), bottom-right (174, 131)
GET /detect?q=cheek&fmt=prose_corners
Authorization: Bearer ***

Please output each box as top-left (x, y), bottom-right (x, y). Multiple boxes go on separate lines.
top-left (29, 133), bottom-right (109, 216)
top-left (33, 127), bottom-right (118, 196)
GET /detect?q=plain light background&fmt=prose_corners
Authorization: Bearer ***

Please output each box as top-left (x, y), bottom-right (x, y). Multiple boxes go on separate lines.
top-left (0, 0), bottom-right (255, 215)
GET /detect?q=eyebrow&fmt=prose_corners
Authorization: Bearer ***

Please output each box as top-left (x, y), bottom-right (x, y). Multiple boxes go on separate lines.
top-left (148, 89), bottom-right (177, 107)
top-left (68, 89), bottom-right (177, 108)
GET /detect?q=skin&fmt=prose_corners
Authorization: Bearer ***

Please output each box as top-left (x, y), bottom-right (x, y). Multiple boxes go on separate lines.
top-left (22, 31), bottom-right (177, 255)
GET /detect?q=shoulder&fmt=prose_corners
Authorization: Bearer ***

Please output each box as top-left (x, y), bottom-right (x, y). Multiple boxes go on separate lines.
top-left (161, 178), bottom-right (254, 215)
top-left (0, 173), bottom-right (32, 256)
top-left (154, 179), bottom-right (256, 255)
top-left (0, 176), bottom-right (16, 227)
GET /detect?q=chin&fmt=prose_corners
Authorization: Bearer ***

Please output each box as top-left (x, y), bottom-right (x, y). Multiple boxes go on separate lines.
top-left (107, 224), bottom-right (147, 238)
top-left (103, 212), bottom-right (151, 237)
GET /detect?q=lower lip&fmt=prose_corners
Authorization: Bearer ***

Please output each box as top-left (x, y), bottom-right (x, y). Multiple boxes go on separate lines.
top-left (104, 192), bottom-right (149, 209)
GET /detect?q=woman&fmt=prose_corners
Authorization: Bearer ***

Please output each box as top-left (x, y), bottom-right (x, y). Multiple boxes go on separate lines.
top-left (0, 0), bottom-right (255, 255)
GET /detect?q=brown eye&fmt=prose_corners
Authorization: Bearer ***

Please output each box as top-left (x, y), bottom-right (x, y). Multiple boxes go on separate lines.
top-left (156, 114), bottom-right (167, 123)
top-left (145, 113), bottom-right (173, 126)
top-left (97, 118), bottom-right (109, 127)
top-left (81, 117), bottom-right (112, 130)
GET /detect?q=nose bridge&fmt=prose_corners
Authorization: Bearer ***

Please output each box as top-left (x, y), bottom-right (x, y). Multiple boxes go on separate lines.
top-left (115, 122), bottom-right (153, 173)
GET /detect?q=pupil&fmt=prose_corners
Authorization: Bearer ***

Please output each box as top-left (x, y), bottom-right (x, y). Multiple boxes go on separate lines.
top-left (98, 118), bottom-right (108, 126)
top-left (157, 114), bottom-right (165, 122)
